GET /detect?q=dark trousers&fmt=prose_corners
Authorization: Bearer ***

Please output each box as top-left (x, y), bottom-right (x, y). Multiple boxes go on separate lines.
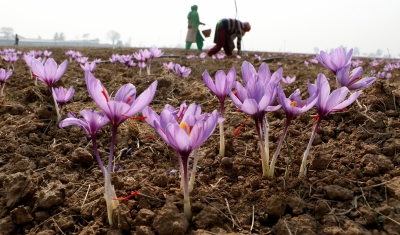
top-left (207, 27), bottom-right (232, 56)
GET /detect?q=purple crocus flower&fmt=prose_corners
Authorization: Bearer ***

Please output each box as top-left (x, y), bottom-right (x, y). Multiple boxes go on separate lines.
top-left (52, 86), bottom-right (75, 121)
top-left (370, 60), bottom-right (379, 67)
top-left (241, 61), bottom-right (280, 86)
top-left (229, 61), bottom-right (282, 176)
top-left (309, 58), bottom-right (319, 64)
top-left (109, 54), bottom-right (120, 64)
top-left (0, 68), bottom-right (13, 96)
top-left (85, 71), bottom-right (157, 127)
top-left (316, 47), bottom-right (353, 75)
top-left (199, 52), bottom-right (207, 59)
top-left (281, 76), bottom-right (296, 84)
top-left (65, 50), bottom-right (75, 57)
top-left (267, 84), bottom-right (318, 178)
top-left (85, 72), bottom-right (157, 225)
top-left (174, 64), bottom-right (191, 78)
top-left (203, 67), bottom-right (236, 114)
top-left (59, 110), bottom-right (110, 177)
top-left (30, 58), bottom-right (68, 89)
top-left (133, 49), bottom-right (151, 75)
top-left (336, 67), bottom-right (376, 90)
top-left (163, 62), bottom-right (175, 74)
top-left (76, 57), bottom-right (89, 64)
top-left (44, 50), bottom-right (52, 58)
top-left (81, 61), bottom-right (97, 73)
top-left (73, 51), bottom-right (82, 59)
top-left (59, 109), bottom-right (117, 224)
top-left (203, 67), bottom-right (236, 157)
top-left (119, 55), bottom-right (132, 65)
top-left (149, 46), bottom-right (164, 60)
top-left (216, 53), bottom-right (225, 60)
top-left (299, 74), bottom-right (361, 177)
top-left (163, 107), bottom-right (220, 219)
top-left (52, 86), bottom-right (74, 107)
top-left (3, 53), bottom-right (18, 70)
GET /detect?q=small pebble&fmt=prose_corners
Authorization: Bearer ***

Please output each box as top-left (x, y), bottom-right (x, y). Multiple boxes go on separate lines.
top-left (238, 176), bottom-right (245, 181)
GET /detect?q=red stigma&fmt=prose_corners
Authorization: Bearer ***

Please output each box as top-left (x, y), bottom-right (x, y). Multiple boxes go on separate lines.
top-left (234, 115), bottom-right (250, 137)
top-left (348, 77), bottom-right (361, 86)
top-left (177, 107), bottom-right (185, 122)
top-left (131, 116), bottom-right (147, 121)
top-left (126, 97), bottom-right (132, 104)
top-left (113, 190), bottom-right (139, 201)
top-left (101, 89), bottom-right (109, 102)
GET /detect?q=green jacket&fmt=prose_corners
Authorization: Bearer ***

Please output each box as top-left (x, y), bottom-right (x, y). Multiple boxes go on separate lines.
top-left (187, 5), bottom-right (200, 29)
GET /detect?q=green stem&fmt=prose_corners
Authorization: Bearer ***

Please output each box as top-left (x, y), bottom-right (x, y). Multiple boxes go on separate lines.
top-left (299, 117), bottom-right (322, 178)
top-left (188, 148), bottom-right (199, 193)
top-left (104, 167), bottom-right (119, 226)
top-left (181, 154), bottom-right (192, 220)
top-left (267, 119), bottom-right (290, 179)
top-left (91, 136), bottom-right (105, 177)
top-left (219, 122), bottom-right (225, 157)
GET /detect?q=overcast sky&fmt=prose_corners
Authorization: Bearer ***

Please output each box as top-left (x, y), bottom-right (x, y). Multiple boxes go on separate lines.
top-left (2, 0), bottom-right (400, 57)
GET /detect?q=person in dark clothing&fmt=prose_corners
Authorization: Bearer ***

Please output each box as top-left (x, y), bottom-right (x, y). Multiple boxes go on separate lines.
top-left (207, 18), bottom-right (251, 57)
top-left (14, 34), bottom-right (19, 46)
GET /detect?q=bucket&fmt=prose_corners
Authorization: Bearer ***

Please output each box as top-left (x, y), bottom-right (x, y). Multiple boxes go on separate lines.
top-left (202, 29), bottom-right (211, 38)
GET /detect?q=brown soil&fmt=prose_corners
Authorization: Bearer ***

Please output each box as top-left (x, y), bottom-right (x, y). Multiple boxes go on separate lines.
top-left (0, 47), bottom-right (399, 235)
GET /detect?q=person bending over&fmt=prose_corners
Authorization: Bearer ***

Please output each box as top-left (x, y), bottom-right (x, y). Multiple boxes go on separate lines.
top-left (207, 18), bottom-right (250, 57)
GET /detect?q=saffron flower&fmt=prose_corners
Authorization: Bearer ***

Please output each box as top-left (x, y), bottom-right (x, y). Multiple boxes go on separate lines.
top-left (281, 76), bottom-right (296, 84)
top-left (199, 52), bottom-right (207, 59)
top-left (3, 53), bottom-right (18, 70)
top-left (30, 58), bottom-right (68, 89)
top-left (43, 50), bottom-right (52, 58)
top-left (370, 60), bottom-right (379, 67)
top-left (109, 54), bottom-right (120, 64)
top-left (229, 61), bottom-right (282, 176)
top-left (309, 58), bottom-right (319, 64)
top-left (147, 47), bottom-right (164, 74)
top-left (217, 53), bottom-right (225, 60)
top-left (144, 102), bottom-right (220, 220)
top-left (316, 47), bottom-right (353, 75)
top-left (336, 66), bottom-right (376, 90)
top-left (163, 62), bottom-right (175, 71)
top-left (80, 61), bottom-right (97, 73)
top-left (52, 86), bottom-right (75, 121)
top-left (133, 49), bottom-right (150, 75)
top-left (174, 64), bottom-right (191, 78)
top-left (59, 109), bottom-right (112, 218)
top-left (202, 67), bottom-right (236, 157)
top-left (268, 84), bottom-right (318, 178)
top-left (85, 71), bottom-right (157, 225)
top-left (76, 56), bottom-right (89, 64)
top-left (0, 68), bottom-right (13, 96)
top-left (299, 74), bottom-right (361, 177)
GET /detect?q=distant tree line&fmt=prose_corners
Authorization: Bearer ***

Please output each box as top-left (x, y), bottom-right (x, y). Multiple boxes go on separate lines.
top-left (313, 46), bottom-right (395, 58)
top-left (54, 32), bottom-right (66, 41)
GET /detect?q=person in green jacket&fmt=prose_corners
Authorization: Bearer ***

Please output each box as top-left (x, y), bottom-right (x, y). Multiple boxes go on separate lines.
top-left (185, 5), bottom-right (205, 51)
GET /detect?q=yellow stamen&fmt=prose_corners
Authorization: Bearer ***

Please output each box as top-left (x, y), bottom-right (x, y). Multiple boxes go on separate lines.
top-left (290, 101), bottom-right (299, 107)
top-left (349, 71), bottom-right (353, 79)
top-left (180, 122), bottom-right (191, 135)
